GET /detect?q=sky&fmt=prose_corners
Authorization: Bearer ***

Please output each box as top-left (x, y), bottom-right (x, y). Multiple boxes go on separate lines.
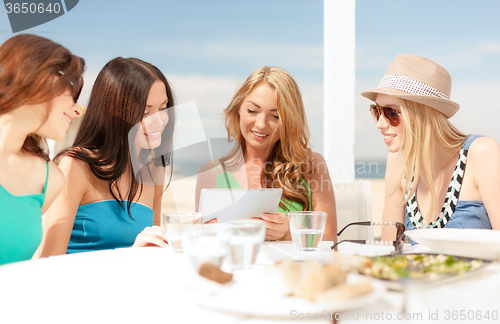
top-left (1, 0), bottom-right (499, 167)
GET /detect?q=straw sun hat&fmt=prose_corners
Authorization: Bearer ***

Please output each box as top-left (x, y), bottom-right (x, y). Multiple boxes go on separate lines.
top-left (361, 54), bottom-right (460, 118)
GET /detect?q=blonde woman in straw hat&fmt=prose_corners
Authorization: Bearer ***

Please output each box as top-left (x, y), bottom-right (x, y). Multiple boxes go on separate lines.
top-left (196, 66), bottom-right (337, 242)
top-left (361, 54), bottom-right (500, 242)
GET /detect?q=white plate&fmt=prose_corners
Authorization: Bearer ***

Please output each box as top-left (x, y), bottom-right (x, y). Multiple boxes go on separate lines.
top-left (405, 228), bottom-right (500, 260)
top-left (195, 268), bottom-right (384, 318)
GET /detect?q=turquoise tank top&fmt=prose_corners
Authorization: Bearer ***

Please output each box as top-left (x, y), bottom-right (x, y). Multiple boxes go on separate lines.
top-left (405, 135), bottom-right (492, 243)
top-left (0, 162), bottom-right (48, 265)
top-left (67, 200), bottom-right (154, 253)
top-left (214, 161), bottom-right (312, 213)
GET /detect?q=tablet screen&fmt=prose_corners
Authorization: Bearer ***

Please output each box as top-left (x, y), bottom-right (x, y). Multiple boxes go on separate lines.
top-left (199, 188), bottom-right (283, 223)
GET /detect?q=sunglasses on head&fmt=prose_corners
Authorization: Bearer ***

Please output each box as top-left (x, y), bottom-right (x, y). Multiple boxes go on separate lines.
top-left (58, 71), bottom-right (84, 104)
top-left (331, 221), bottom-right (405, 255)
top-left (370, 104), bottom-right (401, 127)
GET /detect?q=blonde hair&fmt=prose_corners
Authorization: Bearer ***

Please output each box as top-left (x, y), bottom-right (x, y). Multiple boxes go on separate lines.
top-left (399, 99), bottom-right (466, 225)
top-left (223, 66), bottom-right (312, 210)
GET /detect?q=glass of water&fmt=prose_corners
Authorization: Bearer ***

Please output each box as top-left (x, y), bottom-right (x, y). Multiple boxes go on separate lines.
top-left (227, 219), bottom-right (266, 270)
top-left (161, 212), bottom-right (203, 252)
top-left (181, 224), bottom-right (231, 271)
top-left (289, 211), bottom-right (327, 251)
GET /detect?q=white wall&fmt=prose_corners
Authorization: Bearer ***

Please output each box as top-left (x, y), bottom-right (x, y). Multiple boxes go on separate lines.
top-left (323, 0), bottom-right (356, 182)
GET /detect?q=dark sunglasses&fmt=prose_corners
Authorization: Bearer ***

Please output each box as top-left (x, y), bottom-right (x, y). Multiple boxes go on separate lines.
top-left (370, 104), bottom-right (401, 127)
top-left (331, 221), bottom-right (405, 254)
top-left (69, 76), bottom-right (84, 104)
top-left (58, 71), bottom-right (84, 104)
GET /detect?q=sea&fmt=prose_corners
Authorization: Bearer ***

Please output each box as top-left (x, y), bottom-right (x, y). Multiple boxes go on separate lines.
top-left (169, 159), bottom-right (386, 181)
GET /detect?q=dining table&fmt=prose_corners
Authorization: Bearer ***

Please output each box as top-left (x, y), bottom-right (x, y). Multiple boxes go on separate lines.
top-left (0, 241), bottom-right (499, 324)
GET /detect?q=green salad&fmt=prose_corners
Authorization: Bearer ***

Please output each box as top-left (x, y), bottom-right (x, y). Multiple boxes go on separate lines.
top-left (364, 254), bottom-right (484, 281)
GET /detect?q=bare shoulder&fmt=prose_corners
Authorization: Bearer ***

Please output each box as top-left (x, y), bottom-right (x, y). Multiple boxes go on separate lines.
top-left (468, 136), bottom-right (500, 158)
top-left (306, 152), bottom-right (332, 187)
top-left (57, 155), bottom-right (91, 179)
top-left (196, 160), bottom-right (219, 187)
top-left (385, 152), bottom-right (404, 173)
top-left (43, 156), bottom-right (90, 212)
top-left (310, 151), bottom-right (326, 163)
top-left (466, 136), bottom-right (500, 175)
top-left (47, 161), bottom-right (64, 189)
top-left (197, 160), bottom-right (217, 175)
top-left (385, 152), bottom-right (404, 191)
top-left (195, 161), bottom-right (217, 210)
top-left (309, 151), bottom-right (328, 173)
top-left (196, 160), bottom-right (218, 188)
top-left (56, 156), bottom-right (92, 193)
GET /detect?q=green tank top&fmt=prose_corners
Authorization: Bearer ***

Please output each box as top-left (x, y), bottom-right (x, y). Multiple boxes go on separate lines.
top-left (214, 161), bottom-right (312, 213)
top-left (0, 162), bottom-right (48, 265)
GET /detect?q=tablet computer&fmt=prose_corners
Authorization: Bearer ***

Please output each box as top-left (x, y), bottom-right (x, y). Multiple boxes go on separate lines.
top-left (198, 188), bottom-right (283, 223)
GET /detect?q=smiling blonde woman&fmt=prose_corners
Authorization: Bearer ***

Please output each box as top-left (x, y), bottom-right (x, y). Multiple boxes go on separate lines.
top-left (361, 54), bottom-right (500, 242)
top-left (196, 66), bottom-right (337, 242)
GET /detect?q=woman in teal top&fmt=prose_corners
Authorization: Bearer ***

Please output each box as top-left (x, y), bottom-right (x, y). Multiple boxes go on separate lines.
top-left (67, 201), bottom-right (154, 253)
top-left (37, 58), bottom-right (176, 256)
top-left (196, 66), bottom-right (337, 242)
top-left (0, 34), bottom-right (84, 265)
top-left (360, 54), bottom-right (500, 240)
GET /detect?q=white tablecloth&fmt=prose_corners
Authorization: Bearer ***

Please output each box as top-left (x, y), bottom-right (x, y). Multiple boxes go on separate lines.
top-left (0, 242), bottom-right (499, 324)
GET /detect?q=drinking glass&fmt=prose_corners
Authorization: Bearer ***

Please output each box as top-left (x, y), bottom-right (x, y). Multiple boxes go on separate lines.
top-left (289, 211), bottom-right (327, 251)
top-left (161, 212), bottom-right (203, 252)
top-left (181, 224), bottom-right (231, 271)
top-left (227, 219), bottom-right (266, 270)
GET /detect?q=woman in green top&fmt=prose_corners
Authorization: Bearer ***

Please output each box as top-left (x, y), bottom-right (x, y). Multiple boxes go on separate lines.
top-left (0, 34), bottom-right (85, 265)
top-left (196, 66), bottom-right (337, 242)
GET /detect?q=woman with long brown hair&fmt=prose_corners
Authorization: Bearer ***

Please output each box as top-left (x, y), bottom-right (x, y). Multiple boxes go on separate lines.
top-left (37, 57), bottom-right (176, 255)
top-left (196, 66), bottom-right (337, 241)
top-left (0, 34), bottom-right (84, 264)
